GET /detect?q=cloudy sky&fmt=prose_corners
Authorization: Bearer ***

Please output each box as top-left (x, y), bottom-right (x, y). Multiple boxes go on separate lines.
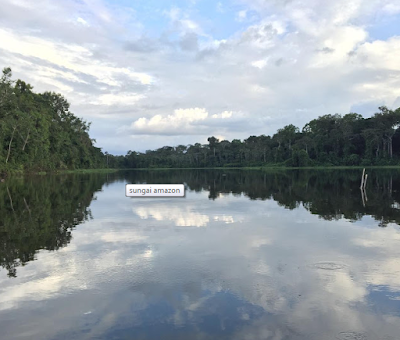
top-left (1, 0), bottom-right (400, 154)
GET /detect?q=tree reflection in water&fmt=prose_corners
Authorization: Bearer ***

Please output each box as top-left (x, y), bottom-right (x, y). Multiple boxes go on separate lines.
top-left (1, 169), bottom-right (400, 278)
top-left (0, 173), bottom-right (111, 277)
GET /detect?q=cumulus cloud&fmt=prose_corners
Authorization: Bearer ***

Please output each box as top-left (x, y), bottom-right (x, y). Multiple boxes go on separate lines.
top-left (354, 36), bottom-right (400, 71)
top-left (130, 108), bottom-right (209, 135)
top-left (1, 0), bottom-right (400, 153)
top-left (212, 111), bottom-right (234, 119)
top-left (127, 108), bottom-right (247, 136)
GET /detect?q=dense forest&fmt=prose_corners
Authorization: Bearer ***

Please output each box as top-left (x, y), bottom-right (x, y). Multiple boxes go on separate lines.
top-left (2, 66), bottom-right (400, 172)
top-left (0, 67), bottom-right (106, 174)
top-left (115, 107), bottom-right (400, 168)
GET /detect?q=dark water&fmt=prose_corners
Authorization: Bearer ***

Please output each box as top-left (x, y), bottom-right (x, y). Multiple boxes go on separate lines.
top-left (1, 169), bottom-right (400, 340)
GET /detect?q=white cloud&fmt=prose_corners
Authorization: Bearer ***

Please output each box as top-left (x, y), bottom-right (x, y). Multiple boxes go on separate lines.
top-left (77, 17), bottom-right (90, 26)
top-left (9, 0), bottom-right (34, 9)
top-left (236, 10), bottom-right (248, 22)
top-left (354, 36), bottom-right (400, 71)
top-left (250, 84), bottom-right (271, 94)
top-left (309, 26), bottom-right (368, 68)
top-left (382, 3), bottom-right (400, 14)
top-left (1, 0), bottom-right (400, 152)
top-left (251, 58), bottom-right (268, 69)
top-left (90, 93), bottom-right (145, 106)
top-left (180, 19), bottom-right (200, 32)
top-left (0, 27), bottom-right (153, 91)
top-left (212, 111), bottom-right (234, 119)
top-left (131, 108), bottom-right (208, 135)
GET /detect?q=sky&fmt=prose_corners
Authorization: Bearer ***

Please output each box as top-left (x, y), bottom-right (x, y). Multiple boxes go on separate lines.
top-left (1, 0), bottom-right (400, 154)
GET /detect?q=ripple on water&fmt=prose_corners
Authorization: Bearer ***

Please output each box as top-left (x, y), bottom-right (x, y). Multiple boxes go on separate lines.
top-left (336, 331), bottom-right (367, 340)
top-left (311, 261), bottom-right (348, 271)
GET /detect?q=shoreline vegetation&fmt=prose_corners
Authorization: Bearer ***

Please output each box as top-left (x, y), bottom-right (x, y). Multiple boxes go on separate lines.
top-left (7, 165), bottom-right (400, 173)
top-left (2, 66), bottom-right (400, 178)
top-left (6, 166), bottom-right (400, 180)
top-left (24, 165), bottom-right (400, 175)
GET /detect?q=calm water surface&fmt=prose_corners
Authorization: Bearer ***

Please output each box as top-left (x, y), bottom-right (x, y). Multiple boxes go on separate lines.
top-left (1, 169), bottom-right (400, 340)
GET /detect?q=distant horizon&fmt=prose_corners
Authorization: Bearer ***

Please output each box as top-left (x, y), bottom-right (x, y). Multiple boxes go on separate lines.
top-left (2, 0), bottom-right (400, 155)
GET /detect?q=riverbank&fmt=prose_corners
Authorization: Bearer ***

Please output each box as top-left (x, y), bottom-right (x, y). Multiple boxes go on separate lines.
top-left (0, 168), bottom-right (120, 179)
top-left (2, 165), bottom-right (400, 180)
top-left (119, 165), bottom-right (400, 171)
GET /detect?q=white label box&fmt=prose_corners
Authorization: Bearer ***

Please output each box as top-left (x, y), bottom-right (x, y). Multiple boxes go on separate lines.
top-left (125, 184), bottom-right (185, 197)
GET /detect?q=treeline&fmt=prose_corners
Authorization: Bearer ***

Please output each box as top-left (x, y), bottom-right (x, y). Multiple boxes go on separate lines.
top-left (0, 67), bottom-right (106, 174)
top-left (2, 66), bottom-right (400, 172)
top-left (108, 107), bottom-right (400, 169)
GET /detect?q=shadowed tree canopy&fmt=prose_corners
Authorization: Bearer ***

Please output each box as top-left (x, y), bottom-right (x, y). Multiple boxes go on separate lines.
top-left (0, 67), bottom-right (106, 174)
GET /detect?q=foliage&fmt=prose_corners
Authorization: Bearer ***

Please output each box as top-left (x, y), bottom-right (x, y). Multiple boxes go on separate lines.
top-left (0, 68), bottom-right (106, 174)
top-left (111, 107), bottom-right (400, 169)
top-left (2, 66), bottom-right (400, 171)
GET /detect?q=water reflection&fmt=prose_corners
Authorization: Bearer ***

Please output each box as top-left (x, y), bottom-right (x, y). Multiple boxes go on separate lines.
top-left (0, 173), bottom-right (112, 277)
top-left (134, 202), bottom-right (210, 227)
top-left (122, 169), bottom-right (400, 226)
top-left (0, 170), bottom-right (399, 339)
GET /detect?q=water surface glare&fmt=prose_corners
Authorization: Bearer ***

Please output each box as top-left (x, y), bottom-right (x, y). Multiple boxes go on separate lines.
top-left (1, 169), bottom-right (400, 340)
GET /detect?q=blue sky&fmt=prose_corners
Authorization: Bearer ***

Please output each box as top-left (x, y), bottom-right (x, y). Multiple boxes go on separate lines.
top-left (368, 12), bottom-right (400, 40)
top-left (108, 0), bottom-right (253, 37)
top-left (1, 0), bottom-right (400, 154)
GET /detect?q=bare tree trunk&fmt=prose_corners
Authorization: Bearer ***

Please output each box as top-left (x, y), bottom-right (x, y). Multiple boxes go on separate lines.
top-left (382, 139), bottom-right (386, 158)
top-left (6, 126), bottom-right (16, 164)
top-left (22, 129), bottom-right (30, 151)
top-left (22, 130), bottom-right (31, 151)
top-left (6, 186), bottom-right (14, 212)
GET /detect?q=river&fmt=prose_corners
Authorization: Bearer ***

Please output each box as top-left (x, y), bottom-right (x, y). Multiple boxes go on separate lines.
top-left (0, 169), bottom-right (399, 340)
